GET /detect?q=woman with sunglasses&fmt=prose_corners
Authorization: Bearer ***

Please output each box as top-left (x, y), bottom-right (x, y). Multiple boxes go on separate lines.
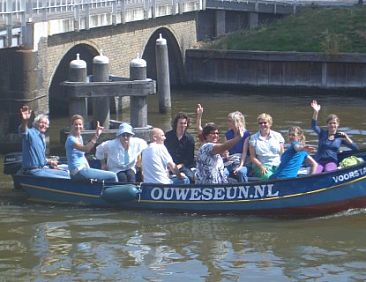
top-left (195, 123), bottom-right (244, 184)
top-left (310, 100), bottom-right (358, 172)
top-left (249, 113), bottom-right (285, 180)
top-left (195, 105), bottom-right (250, 182)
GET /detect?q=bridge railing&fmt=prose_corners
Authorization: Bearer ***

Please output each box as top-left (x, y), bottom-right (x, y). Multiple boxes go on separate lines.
top-left (0, 0), bottom-right (204, 48)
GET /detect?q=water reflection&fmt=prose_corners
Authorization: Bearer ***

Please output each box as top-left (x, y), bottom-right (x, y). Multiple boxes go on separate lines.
top-left (0, 203), bottom-right (366, 280)
top-left (1, 89), bottom-right (366, 280)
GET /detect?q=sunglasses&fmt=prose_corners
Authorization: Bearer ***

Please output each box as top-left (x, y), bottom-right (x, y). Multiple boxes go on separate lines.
top-left (258, 122), bottom-right (268, 125)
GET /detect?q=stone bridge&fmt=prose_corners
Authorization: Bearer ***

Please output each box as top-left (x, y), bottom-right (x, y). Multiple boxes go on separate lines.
top-left (0, 0), bottom-right (358, 151)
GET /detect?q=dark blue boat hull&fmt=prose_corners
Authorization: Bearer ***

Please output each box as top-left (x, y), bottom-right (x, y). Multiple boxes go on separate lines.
top-left (9, 158), bottom-right (366, 217)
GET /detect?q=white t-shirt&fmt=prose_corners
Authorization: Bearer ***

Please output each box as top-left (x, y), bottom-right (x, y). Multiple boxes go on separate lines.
top-left (95, 137), bottom-right (147, 173)
top-left (249, 130), bottom-right (284, 167)
top-left (141, 143), bottom-right (173, 184)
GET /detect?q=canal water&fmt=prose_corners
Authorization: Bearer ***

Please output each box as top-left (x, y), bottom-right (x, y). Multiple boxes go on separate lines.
top-left (1, 88), bottom-right (366, 281)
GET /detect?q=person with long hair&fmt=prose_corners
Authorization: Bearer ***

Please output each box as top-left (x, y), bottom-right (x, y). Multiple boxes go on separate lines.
top-left (310, 100), bottom-right (358, 172)
top-left (65, 115), bottom-right (118, 182)
top-left (164, 112), bottom-right (195, 183)
top-left (270, 126), bottom-right (318, 179)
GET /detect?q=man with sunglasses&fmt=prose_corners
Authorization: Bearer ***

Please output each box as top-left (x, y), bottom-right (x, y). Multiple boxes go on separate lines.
top-left (95, 122), bottom-right (147, 183)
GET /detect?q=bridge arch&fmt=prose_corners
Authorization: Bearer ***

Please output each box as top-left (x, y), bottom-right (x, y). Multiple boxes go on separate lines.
top-left (49, 43), bottom-right (99, 116)
top-left (143, 27), bottom-right (185, 86)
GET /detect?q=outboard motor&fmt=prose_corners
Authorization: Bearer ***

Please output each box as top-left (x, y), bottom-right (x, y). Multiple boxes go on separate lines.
top-left (3, 153), bottom-right (22, 175)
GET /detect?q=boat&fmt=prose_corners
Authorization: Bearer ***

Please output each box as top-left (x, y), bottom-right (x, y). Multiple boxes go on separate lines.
top-left (3, 149), bottom-right (366, 217)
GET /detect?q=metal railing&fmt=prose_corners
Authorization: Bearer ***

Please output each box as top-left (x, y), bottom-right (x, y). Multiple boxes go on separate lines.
top-left (0, 0), bottom-right (204, 48)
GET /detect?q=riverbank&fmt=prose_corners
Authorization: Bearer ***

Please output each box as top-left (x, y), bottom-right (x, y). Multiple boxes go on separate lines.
top-left (205, 5), bottom-right (366, 54)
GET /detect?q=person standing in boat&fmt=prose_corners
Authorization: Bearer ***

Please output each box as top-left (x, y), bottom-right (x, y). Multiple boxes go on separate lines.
top-left (270, 126), bottom-right (318, 179)
top-left (95, 122), bottom-right (147, 183)
top-left (164, 112), bottom-right (195, 183)
top-left (195, 123), bottom-right (244, 184)
top-left (19, 105), bottom-right (69, 178)
top-left (141, 128), bottom-right (190, 184)
top-left (65, 114), bottom-right (118, 183)
top-left (249, 113), bottom-right (285, 180)
top-left (310, 100), bottom-right (358, 172)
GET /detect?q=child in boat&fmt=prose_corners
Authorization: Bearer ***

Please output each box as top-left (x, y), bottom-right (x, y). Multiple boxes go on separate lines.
top-left (270, 126), bottom-right (318, 179)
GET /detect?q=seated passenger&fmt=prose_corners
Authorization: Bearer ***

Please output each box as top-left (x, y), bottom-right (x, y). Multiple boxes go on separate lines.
top-left (65, 114), bottom-right (118, 183)
top-left (271, 126), bottom-right (318, 179)
top-left (95, 123), bottom-right (147, 183)
top-left (196, 105), bottom-right (249, 182)
top-left (310, 100), bottom-right (358, 172)
top-left (141, 128), bottom-right (190, 184)
top-left (223, 111), bottom-right (250, 183)
top-left (249, 113), bottom-right (285, 180)
top-left (19, 105), bottom-right (69, 178)
top-left (164, 112), bottom-right (195, 183)
top-left (195, 123), bottom-right (244, 184)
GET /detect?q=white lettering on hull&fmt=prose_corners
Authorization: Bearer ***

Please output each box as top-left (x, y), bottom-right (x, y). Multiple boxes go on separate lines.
top-left (149, 184), bottom-right (278, 201)
top-left (332, 167), bottom-right (366, 184)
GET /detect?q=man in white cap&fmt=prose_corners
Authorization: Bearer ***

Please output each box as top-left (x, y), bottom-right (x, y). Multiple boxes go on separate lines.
top-left (95, 122), bottom-right (147, 183)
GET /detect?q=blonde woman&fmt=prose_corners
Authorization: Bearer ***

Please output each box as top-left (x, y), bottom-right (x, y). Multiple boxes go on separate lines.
top-left (224, 111), bottom-right (250, 182)
top-left (270, 126), bottom-right (318, 179)
top-left (249, 113), bottom-right (284, 180)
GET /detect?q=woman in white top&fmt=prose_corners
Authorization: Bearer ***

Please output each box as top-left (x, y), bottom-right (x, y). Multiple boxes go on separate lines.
top-left (249, 113), bottom-right (284, 180)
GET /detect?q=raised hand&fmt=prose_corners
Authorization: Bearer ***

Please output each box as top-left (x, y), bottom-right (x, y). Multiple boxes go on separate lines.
top-left (20, 106), bottom-right (32, 121)
top-left (310, 100), bottom-right (321, 112)
top-left (95, 121), bottom-right (104, 138)
top-left (196, 104), bottom-right (203, 118)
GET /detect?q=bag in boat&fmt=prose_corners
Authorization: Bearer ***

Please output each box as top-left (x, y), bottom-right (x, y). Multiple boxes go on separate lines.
top-left (339, 156), bottom-right (364, 168)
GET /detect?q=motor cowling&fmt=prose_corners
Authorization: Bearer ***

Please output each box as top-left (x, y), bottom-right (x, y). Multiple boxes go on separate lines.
top-left (3, 152), bottom-right (22, 175)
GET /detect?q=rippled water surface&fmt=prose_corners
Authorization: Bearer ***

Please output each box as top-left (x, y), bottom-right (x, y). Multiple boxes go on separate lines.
top-left (1, 89), bottom-right (366, 281)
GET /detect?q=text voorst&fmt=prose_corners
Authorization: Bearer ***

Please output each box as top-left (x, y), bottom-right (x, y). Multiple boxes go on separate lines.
top-left (332, 167), bottom-right (366, 183)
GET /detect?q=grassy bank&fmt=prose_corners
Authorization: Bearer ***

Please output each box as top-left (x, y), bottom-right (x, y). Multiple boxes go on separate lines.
top-left (206, 6), bottom-right (366, 53)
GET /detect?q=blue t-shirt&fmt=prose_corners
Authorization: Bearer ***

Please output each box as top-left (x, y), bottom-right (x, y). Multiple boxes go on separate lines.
top-left (225, 129), bottom-right (250, 155)
top-left (271, 141), bottom-right (308, 179)
top-left (20, 127), bottom-right (47, 169)
top-left (65, 135), bottom-right (88, 173)
top-left (311, 119), bottom-right (358, 164)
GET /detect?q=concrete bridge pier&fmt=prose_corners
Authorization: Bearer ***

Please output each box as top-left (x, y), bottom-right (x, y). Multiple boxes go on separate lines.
top-left (249, 12), bottom-right (259, 29)
top-left (215, 10), bottom-right (226, 37)
top-left (0, 47), bottom-right (48, 152)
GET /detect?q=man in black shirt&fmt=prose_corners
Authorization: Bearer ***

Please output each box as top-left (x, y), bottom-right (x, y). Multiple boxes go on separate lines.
top-left (165, 112), bottom-right (195, 183)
